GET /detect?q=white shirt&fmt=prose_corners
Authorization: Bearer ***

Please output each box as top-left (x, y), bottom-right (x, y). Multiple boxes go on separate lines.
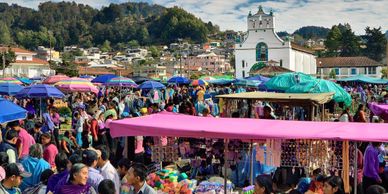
top-left (101, 161), bottom-right (121, 194)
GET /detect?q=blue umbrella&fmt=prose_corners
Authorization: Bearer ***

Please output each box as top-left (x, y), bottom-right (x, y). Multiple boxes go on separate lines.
top-left (16, 84), bottom-right (65, 99)
top-left (138, 81), bottom-right (166, 90)
top-left (91, 74), bottom-right (118, 83)
top-left (0, 98), bottom-right (27, 123)
top-left (0, 83), bottom-right (24, 96)
top-left (16, 77), bottom-right (32, 85)
top-left (167, 76), bottom-right (190, 84)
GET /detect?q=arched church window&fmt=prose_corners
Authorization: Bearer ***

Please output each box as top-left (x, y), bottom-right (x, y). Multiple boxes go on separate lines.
top-left (256, 42), bottom-right (268, 62)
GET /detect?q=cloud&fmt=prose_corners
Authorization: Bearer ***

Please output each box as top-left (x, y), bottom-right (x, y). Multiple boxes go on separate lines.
top-left (1, 0), bottom-right (387, 34)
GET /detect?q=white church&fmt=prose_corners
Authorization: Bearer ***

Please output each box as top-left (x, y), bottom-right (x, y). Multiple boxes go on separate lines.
top-left (235, 6), bottom-right (317, 78)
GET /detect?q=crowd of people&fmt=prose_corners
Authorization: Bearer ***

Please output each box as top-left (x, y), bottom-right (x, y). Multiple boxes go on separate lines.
top-left (0, 82), bottom-right (386, 194)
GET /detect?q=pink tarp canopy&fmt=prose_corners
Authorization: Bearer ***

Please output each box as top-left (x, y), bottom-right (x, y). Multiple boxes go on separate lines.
top-left (110, 112), bottom-right (388, 142)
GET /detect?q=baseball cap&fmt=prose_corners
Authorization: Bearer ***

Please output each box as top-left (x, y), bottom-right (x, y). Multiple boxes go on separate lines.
top-left (5, 163), bottom-right (31, 178)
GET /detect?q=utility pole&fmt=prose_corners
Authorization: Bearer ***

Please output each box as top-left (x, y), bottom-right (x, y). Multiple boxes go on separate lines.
top-left (178, 38), bottom-right (182, 77)
top-left (2, 51), bottom-right (5, 78)
top-left (48, 30), bottom-right (52, 74)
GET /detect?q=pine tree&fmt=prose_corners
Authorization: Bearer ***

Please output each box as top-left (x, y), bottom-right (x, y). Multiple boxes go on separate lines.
top-left (363, 27), bottom-right (387, 62)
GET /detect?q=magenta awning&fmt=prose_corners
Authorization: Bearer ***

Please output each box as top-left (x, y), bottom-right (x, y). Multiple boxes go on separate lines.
top-left (110, 112), bottom-right (388, 142)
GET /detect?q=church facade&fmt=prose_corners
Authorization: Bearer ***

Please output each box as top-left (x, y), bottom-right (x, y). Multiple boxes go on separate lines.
top-left (235, 6), bottom-right (317, 78)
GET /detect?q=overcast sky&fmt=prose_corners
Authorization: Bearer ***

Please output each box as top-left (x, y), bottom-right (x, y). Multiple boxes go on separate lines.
top-left (1, 0), bottom-right (387, 35)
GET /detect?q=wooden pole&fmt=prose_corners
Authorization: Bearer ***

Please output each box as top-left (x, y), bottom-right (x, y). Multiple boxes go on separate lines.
top-left (354, 142), bottom-right (358, 194)
top-left (224, 139), bottom-right (228, 194)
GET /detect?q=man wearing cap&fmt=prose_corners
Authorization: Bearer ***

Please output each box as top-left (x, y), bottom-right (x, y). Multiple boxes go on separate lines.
top-left (0, 163), bottom-right (31, 194)
top-left (82, 149), bottom-right (104, 191)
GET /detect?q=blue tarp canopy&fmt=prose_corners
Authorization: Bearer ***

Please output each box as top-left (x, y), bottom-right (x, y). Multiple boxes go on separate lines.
top-left (337, 74), bottom-right (388, 84)
top-left (17, 77), bottom-right (32, 85)
top-left (208, 78), bottom-right (235, 85)
top-left (0, 98), bottom-right (27, 123)
top-left (233, 79), bottom-right (262, 87)
top-left (286, 79), bottom-right (352, 106)
top-left (265, 72), bottom-right (317, 91)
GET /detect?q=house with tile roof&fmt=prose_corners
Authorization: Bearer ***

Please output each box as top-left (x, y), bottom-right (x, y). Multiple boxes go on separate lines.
top-left (316, 56), bottom-right (384, 78)
top-left (0, 47), bottom-right (55, 78)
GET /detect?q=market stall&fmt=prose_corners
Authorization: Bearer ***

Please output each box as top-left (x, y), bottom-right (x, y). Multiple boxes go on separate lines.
top-left (216, 91), bottom-right (334, 121)
top-left (111, 112), bottom-right (388, 194)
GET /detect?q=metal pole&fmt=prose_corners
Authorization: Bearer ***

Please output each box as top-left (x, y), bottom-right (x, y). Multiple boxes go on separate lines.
top-left (354, 142), bottom-right (358, 194)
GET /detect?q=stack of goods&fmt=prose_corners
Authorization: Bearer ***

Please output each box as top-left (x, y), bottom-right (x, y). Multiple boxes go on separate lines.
top-left (194, 181), bottom-right (234, 194)
top-left (242, 185), bottom-right (254, 194)
top-left (147, 169), bottom-right (197, 194)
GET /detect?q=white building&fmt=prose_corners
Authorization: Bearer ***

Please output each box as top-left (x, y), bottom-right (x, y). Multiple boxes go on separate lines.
top-left (125, 48), bottom-right (148, 58)
top-left (0, 47), bottom-right (55, 77)
top-left (235, 6), bottom-right (317, 78)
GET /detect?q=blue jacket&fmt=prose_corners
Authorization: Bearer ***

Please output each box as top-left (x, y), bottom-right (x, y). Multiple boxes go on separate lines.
top-left (20, 157), bottom-right (50, 191)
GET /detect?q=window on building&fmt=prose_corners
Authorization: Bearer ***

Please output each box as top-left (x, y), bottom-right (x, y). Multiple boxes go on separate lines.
top-left (242, 70), bottom-right (245, 78)
top-left (22, 56), bottom-right (27, 61)
top-left (256, 42), bottom-right (268, 62)
top-left (242, 60), bottom-right (245, 68)
top-left (368, 67), bottom-right (376, 74)
top-left (280, 60), bottom-right (283, 67)
top-left (335, 68), bottom-right (340, 75)
top-left (351, 68), bottom-right (357, 75)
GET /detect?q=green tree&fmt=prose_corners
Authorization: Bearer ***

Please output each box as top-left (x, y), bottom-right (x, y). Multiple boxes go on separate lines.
top-left (149, 46), bottom-right (160, 58)
top-left (329, 69), bottom-right (336, 79)
top-left (324, 26), bottom-right (342, 56)
top-left (50, 61), bottom-right (79, 77)
top-left (363, 27), bottom-right (387, 62)
top-left (381, 67), bottom-right (388, 79)
top-left (0, 47), bottom-right (16, 70)
top-left (128, 40), bottom-right (140, 48)
top-left (0, 22), bottom-right (12, 44)
top-left (229, 54), bottom-right (235, 71)
top-left (136, 26), bottom-right (150, 45)
top-left (101, 40), bottom-right (111, 52)
top-left (340, 26), bottom-right (360, 57)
